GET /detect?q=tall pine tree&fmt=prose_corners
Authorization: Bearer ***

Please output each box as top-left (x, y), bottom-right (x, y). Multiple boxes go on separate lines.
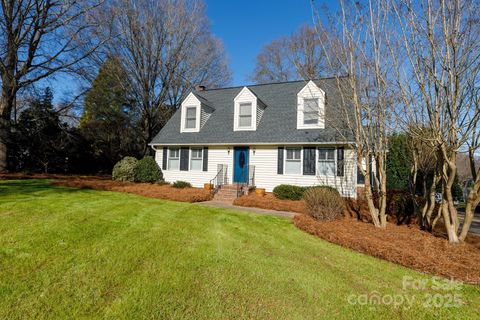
top-left (80, 57), bottom-right (141, 172)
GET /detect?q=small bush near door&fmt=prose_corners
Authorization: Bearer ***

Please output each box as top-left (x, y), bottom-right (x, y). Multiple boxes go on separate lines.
top-left (172, 181), bottom-right (192, 188)
top-left (303, 187), bottom-right (345, 221)
top-left (112, 157), bottom-right (138, 182)
top-left (273, 184), bottom-right (305, 200)
top-left (134, 156), bottom-right (163, 183)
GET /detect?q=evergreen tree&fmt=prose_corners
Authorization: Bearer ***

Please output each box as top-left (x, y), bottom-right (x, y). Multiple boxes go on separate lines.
top-left (80, 57), bottom-right (141, 172)
top-left (386, 133), bottom-right (411, 190)
top-left (10, 88), bottom-right (69, 173)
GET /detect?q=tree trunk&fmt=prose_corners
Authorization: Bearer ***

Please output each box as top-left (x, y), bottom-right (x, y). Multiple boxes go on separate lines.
top-left (459, 181), bottom-right (479, 241)
top-left (442, 201), bottom-right (460, 244)
top-left (360, 156), bottom-right (382, 228)
top-left (0, 87), bottom-right (15, 172)
top-left (377, 153), bottom-right (387, 228)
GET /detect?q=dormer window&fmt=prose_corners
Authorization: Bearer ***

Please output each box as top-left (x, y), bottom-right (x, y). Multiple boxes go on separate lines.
top-left (234, 87), bottom-right (264, 131)
top-left (238, 102), bottom-right (253, 127)
top-left (297, 80), bottom-right (325, 129)
top-left (184, 106), bottom-right (197, 129)
top-left (303, 98), bottom-right (320, 125)
top-left (180, 93), bottom-right (202, 132)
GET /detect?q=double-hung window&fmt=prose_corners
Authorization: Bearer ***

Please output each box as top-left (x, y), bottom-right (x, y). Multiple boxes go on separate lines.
top-left (318, 148), bottom-right (335, 176)
top-left (190, 148), bottom-right (203, 171)
top-left (185, 106), bottom-right (197, 129)
top-left (285, 148), bottom-right (302, 174)
top-left (303, 98), bottom-right (319, 125)
top-left (168, 148), bottom-right (180, 170)
top-left (238, 102), bottom-right (252, 128)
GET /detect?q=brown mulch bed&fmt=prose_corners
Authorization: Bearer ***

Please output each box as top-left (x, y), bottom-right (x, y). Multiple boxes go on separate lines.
top-left (233, 193), bottom-right (308, 214)
top-left (294, 214), bottom-right (480, 284)
top-left (51, 179), bottom-right (213, 203)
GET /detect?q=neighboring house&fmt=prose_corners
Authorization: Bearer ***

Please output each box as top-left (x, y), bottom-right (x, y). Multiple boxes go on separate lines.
top-left (150, 78), bottom-right (360, 198)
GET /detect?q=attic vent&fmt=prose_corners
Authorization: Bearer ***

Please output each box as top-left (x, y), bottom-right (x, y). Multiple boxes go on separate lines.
top-left (195, 85), bottom-right (206, 91)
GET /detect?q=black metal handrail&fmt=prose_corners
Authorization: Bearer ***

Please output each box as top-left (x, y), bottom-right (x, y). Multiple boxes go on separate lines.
top-left (209, 164), bottom-right (227, 194)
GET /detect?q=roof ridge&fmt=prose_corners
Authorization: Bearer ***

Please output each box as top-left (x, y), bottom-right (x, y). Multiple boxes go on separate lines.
top-left (199, 75), bottom-right (349, 92)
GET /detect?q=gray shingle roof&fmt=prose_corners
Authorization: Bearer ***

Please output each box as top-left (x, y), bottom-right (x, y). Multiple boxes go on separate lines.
top-left (150, 77), bottom-right (354, 145)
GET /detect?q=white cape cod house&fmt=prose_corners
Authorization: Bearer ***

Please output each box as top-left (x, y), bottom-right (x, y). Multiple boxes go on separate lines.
top-left (150, 78), bottom-right (360, 198)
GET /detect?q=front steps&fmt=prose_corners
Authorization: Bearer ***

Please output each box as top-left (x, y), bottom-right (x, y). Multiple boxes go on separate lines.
top-left (213, 184), bottom-right (247, 202)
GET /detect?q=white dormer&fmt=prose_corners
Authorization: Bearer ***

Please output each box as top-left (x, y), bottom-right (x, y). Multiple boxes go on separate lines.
top-left (233, 87), bottom-right (265, 131)
top-left (180, 92), bottom-right (213, 133)
top-left (297, 80), bottom-right (325, 129)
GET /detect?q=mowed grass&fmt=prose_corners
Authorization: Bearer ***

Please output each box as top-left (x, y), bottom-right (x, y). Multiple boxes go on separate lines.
top-left (0, 180), bottom-right (478, 319)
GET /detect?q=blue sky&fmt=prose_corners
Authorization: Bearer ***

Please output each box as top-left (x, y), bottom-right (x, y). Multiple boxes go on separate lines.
top-left (205, 0), bottom-right (334, 85)
top-left (49, 1), bottom-right (338, 102)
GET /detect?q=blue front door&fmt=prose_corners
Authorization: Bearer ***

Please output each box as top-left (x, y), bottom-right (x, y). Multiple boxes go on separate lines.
top-left (233, 147), bottom-right (249, 183)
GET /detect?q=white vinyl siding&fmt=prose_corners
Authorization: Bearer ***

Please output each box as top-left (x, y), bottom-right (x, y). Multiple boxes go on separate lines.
top-left (155, 145), bottom-right (357, 198)
top-left (190, 148), bottom-right (203, 171)
top-left (156, 146), bottom-right (233, 188)
top-left (318, 148), bottom-right (335, 176)
top-left (168, 148), bottom-right (180, 170)
top-left (285, 148), bottom-right (301, 174)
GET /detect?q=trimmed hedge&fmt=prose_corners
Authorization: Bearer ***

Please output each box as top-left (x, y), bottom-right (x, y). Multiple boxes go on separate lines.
top-left (172, 180), bottom-right (192, 188)
top-left (273, 184), bottom-right (306, 200)
top-left (112, 157), bottom-right (138, 182)
top-left (273, 184), bottom-right (340, 200)
top-left (134, 156), bottom-right (163, 183)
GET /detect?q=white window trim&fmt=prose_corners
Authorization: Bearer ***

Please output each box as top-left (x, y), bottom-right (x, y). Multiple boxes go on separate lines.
top-left (167, 148), bottom-right (180, 171)
top-left (317, 147), bottom-right (337, 177)
top-left (180, 93), bottom-right (201, 132)
top-left (284, 147), bottom-right (303, 176)
top-left (234, 87), bottom-right (257, 131)
top-left (189, 147), bottom-right (203, 171)
top-left (297, 80), bottom-right (325, 129)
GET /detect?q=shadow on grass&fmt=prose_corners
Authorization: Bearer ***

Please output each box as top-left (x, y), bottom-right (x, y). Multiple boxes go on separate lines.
top-left (0, 179), bottom-right (86, 198)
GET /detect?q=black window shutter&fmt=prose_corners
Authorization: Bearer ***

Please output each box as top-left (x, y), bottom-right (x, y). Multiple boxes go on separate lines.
top-left (277, 147), bottom-right (284, 174)
top-left (303, 147), bottom-right (316, 175)
top-left (337, 147), bottom-right (344, 177)
top-left (180, 147), bottom-right (189, 171)
top-left (203, 147), bottom-right (208, 171)
top-left (162, 147), bottom-right (167, 170)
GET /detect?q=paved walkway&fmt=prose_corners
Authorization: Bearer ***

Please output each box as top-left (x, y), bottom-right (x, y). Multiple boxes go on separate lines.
top-left (197, 200), bottom-right (296, 219)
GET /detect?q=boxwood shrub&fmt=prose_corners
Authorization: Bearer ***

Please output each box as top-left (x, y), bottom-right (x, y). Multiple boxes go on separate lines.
top-left (172, 180), bottom-right (192, 188)
top-left (134, 156), bottom-right (163, 183)
top-left (273, 184), bottom-right (341, 201)
top-left (273, 184), bottom-right (306, 200)
top-left (112, 156), bottom-right (138, 182)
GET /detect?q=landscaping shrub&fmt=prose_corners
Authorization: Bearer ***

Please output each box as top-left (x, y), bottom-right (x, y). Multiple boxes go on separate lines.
top-left (172, 180), bottom-right (192, 188)
top-left (112, 156), bottom-right (138, 182)
top-left (303, 186), bottom-right (345, 221)
top-left (386, 190), bottom-right (416, 225)
top-left (273, 184), bottom-right (305, 200)
top-left (134, 156), bottom-right (163, 183)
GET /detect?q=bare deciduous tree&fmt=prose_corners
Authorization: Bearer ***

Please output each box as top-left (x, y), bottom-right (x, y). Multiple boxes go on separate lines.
top-left (391, 0), bottom-right (480, 243)
top-left (314, 0), bottom-right (396, 228)
top-left (251, 25), bottom-right (328, 84)
top-left (0, 0), bottom-right (106, 172)
top-left (97, 0), bottom-right (231, 154)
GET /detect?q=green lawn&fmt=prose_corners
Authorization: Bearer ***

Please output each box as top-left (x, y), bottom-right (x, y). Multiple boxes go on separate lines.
top-left (0, 180), bottom-right (478, 319)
